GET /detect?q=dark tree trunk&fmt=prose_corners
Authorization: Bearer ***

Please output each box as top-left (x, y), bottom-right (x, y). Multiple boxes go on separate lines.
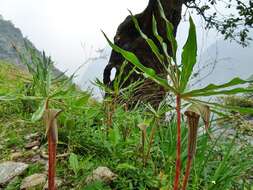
top-left (103, 0), bottom-right (183, 107)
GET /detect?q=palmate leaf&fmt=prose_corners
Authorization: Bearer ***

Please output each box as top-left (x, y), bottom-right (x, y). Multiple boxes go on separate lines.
top-left (183, 77), bottom-right (253, 97)
top-left (102, 31), bottom-right (176, 93)
top-left (180, 17), bottom-right (197, 93)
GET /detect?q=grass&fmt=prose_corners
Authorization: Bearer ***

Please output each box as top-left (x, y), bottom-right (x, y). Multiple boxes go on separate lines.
top-left (0, 61), bottom-right (253, 189)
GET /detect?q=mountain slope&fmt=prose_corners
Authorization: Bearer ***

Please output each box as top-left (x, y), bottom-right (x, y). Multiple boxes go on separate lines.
top-left (0, 15), bottom-right (25, 63)
top-left (193, 38), bottom-right (253, 88)
top-left (0, 15), bottom-right (62, 76)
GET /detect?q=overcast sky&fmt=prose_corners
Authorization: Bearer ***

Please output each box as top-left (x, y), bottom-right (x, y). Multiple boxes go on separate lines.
top-left (0, 0), bottom-right (218, 76)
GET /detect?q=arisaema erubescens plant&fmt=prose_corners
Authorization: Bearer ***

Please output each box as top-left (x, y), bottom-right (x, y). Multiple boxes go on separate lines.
top-left (6, 44), bottom-right (75, 190)
top-left (102, 1), bottom-right (253, 189)
top-left (94, 61), bottom-right (143, 128)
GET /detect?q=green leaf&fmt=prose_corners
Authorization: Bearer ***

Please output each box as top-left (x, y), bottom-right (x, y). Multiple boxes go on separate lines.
top-left (191, 99), bottom-right (253, 115)
top-left (183, 77), bottom-right (253, 97)
top-left (214, 103), bottom-right (253, 115)
top-left (151, 15), bottom-right (174, 74)
top-left (129, 10), bottom-right (164, 63)
top-left (31, 99), bottom-right (47, 122)
top-left (84, 181), bottom-right (108, 190)
top-left (0, 95), bottom-right (17, 101)
top-left (102, 31), bottom-right (176, 93)
top-left (189, 87), bottom-right (253, 97)
top-left (166, 22), bottom-right (178, 62)
top-left (180, 16), bottom-right (197, 92)
top-left (93, 78), bottom-right (114, 94)
top-left (152, 15), bottom-right (163, 45)
top-left (108, 126), bottom-right (120, 147)
top-left (116, 163), bottom-right (137, 171)
top-left (69, 153), bottom-right (79, 176)
top-left (157, 0), bottom-right (178, 62)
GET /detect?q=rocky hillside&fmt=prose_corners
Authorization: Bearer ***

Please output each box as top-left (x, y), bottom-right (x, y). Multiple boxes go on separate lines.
top-left (0, 15), bottom-right (62, 75)
top-left (193, 37), bottom-right (253, 88)
top-left (0, 15), bottom-right (25, 63)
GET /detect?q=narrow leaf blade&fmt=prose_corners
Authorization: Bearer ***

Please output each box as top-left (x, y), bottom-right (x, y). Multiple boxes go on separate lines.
top-left (183, 77), bottom-right (253, 97)
top-left (102, 31), bottom-right (176, 92)
top-left (31, 99), bottom-right (47, 122)
top-left (180, 17), bottom-right (197, 92)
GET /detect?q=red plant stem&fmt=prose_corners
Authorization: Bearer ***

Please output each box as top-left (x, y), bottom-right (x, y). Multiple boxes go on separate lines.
top-left (45, 100), bottom-right (57, 190)
top-left (173, 95), bottom-right (181, 190)
top-left (182, 156), bottom-right (192, 190)
top-left (48, 128), bottom-right (56, 190)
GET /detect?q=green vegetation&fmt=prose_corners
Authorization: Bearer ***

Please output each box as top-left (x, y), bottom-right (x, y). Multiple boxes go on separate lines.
top-left (0, 49), bottom-right (253, 189)
top-left (1, 3), bottom-right (253, 190)
top-left (103, 3), bottom-right (253, 190)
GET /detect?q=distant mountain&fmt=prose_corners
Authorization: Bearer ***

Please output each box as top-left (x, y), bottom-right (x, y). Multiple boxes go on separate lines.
top-left (79, 47), bottom-right (110, 97)
top-left (0, 15), bottom-right (62, 75)
top-left (0, 15), bottom-right (25, 63)
top-left (192, 38), bottom-right (253, 88)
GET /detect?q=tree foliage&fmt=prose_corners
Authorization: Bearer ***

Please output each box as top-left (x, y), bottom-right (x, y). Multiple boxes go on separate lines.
top-left (185, 0), bottom-right (253, 46)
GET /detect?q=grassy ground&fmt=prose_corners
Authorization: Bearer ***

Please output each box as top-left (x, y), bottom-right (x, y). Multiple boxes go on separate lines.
top-left (0, 62), bottom-right (253, 190)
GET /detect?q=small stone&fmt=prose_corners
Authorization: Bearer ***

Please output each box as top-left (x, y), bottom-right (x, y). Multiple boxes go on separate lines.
top-left (40, 149), bottom-right (48, 159)
top-left (10, 152), bottom-right (23, 161)
top-left (43, 162), bottom-right (49, 173)
top-left (30, 155), bottom-right (41, 163)
top-left (25, 141), bottom-right (40, 149)
top-left (32, 146), bottom-right (39, 150)
top-left (25, 133), bottom-right (40, 140)
top-left (85, 166), bottom-right (117, 184)
top-left (0, 161), bottom-right (28, 185)
top-left (43, 178), bottom-right (62, 190)
top-left (37, 159), bottom-right (47, 166)
top-left (20, 173), bottom-right (46, 190)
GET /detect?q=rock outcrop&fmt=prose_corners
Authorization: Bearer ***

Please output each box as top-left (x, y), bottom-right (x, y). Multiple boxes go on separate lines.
top-left (0, 161), bottom-right (28, 185)
top-left (0, 15), bottom-right (62, 76)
